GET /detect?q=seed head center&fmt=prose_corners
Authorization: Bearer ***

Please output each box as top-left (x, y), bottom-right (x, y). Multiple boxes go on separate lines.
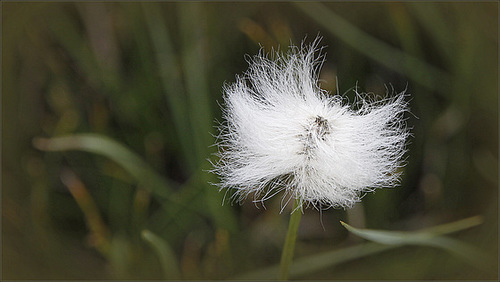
top-left (301, 115), bottom-right (330, 157)
top-left (312, 116), bottom-right (330, 140)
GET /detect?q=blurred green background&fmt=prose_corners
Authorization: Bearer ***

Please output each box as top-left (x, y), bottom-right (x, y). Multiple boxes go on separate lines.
top-left (2, 2), bottom-right (498, 280)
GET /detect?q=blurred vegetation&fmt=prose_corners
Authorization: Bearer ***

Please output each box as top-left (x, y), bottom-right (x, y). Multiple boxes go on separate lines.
top-left (2, 2), bottom-right (498, 280)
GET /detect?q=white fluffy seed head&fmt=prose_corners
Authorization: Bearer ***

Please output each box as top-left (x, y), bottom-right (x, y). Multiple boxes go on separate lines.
top-left (211, 38), bottom-right (410, 211)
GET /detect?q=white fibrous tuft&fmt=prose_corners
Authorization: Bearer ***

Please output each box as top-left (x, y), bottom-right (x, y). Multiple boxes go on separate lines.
top-left (211, 38), bottom-right (410, 210)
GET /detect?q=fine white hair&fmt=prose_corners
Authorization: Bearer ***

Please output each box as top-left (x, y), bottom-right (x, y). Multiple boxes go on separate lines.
top-left (211, 37), bottom-right (410, 210)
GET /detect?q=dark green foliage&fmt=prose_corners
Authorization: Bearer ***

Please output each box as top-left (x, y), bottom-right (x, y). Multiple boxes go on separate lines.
top-left (2, 2), bottom-right (497, 280)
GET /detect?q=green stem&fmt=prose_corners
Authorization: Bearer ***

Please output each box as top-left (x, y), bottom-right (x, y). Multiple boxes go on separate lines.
top-left (278, 199), bottom-right (303, 280)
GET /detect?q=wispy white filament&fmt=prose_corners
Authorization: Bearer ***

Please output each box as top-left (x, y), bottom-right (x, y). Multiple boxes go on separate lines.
top-left (212, 38), bottom-right (410, 210)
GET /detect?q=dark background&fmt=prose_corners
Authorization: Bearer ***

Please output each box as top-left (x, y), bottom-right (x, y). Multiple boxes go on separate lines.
top-left (2, 2), bottom-right (498, 280)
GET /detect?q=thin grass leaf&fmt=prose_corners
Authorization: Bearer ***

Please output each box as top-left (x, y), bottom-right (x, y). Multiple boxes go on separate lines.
top-left (141, 229), bottom-right (181, 280)
top-left (34, 134), bottom-right (235, 236)
top-left (341, 219), bottom-right (493, 270)
top-left (418, 215), bottom-right (483, 236)
top-left (33, 133), bottom-right (172, 199)
top-left (236, 216), bottom-right (486, 279)
top-left (340, 220), bottom-right (433, 245)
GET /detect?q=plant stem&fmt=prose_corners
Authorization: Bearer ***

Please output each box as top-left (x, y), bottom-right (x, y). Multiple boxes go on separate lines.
top-left (278, 199), bottom-right (303, 280)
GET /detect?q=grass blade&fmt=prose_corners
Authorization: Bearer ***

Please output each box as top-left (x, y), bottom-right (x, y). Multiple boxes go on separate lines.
top-left (236, 215), bottom-right (486, 279)
top-left (141, 229), bottom-right (181, 280)
top-left (33, 133), bottom-right (173, 199)
top-left (341, 218), bottom-right (492, 270)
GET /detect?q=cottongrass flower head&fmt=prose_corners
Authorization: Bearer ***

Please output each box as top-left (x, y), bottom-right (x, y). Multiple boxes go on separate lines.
top-left (212, 38), bottom-right (410, 211)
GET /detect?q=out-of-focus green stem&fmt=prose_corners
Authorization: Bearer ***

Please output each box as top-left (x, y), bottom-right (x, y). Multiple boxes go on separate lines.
top-left (142, 3), bottom-right (197, 172)
top-left (279, 199), bottom-right (303, 280)
top-left (177, 2), bottom-right (213, 166)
